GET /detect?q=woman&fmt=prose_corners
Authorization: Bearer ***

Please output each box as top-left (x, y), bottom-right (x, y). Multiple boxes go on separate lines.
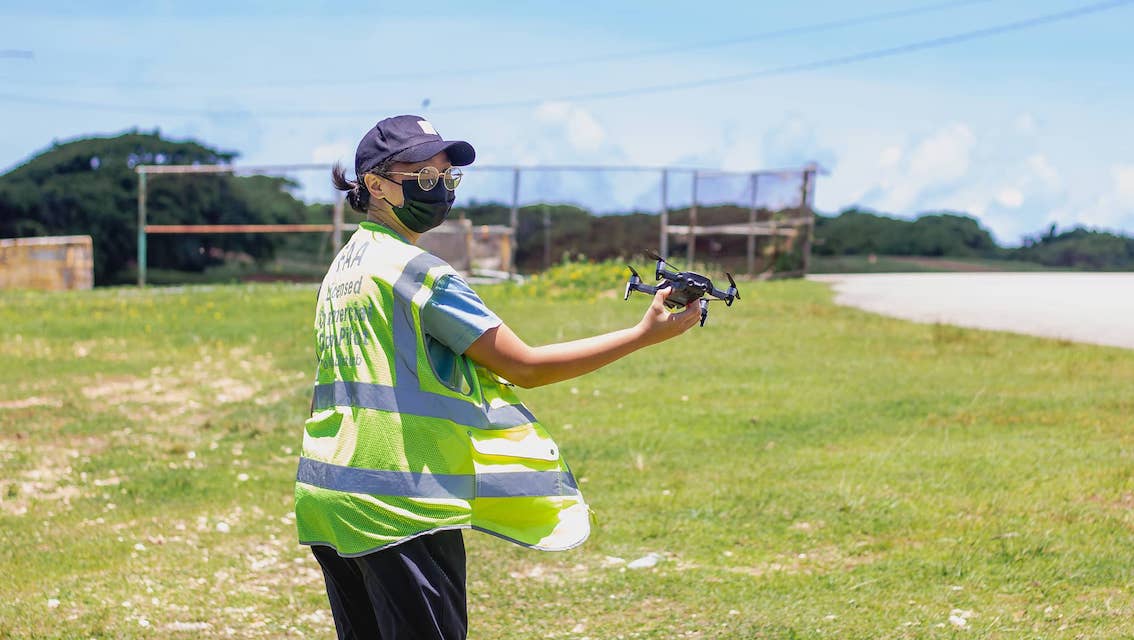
top-left (296, 114), bottom-right (700, 640)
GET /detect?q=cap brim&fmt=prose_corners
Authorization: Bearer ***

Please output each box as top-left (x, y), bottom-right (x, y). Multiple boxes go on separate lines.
top-left (390, 140), bottom-right (476, 166)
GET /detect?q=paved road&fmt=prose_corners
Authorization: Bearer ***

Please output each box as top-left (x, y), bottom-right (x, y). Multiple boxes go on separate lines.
top-left (809, 273), bottom-right (1134, 350)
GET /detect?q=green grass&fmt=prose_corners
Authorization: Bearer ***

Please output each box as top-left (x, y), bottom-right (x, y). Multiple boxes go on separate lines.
top-left (1, 275), bottom-right (1133, 639)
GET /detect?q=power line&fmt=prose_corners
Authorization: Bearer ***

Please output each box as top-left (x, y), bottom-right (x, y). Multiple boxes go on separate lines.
top-left (329, 0), bottom-right (998, 85)
top-left (0, 0), bottom-right (1128, 119)
top-left (437, 0), bottom-right (1134, 112)
top-left (0, 0), bottom-right (992, 91)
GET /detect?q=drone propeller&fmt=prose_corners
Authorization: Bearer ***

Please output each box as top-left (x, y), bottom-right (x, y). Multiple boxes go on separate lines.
top-left (726, 272), bottom-right (740, 301)
top-left (645, 250), bottom-right (680, 271)
top-left (645, 249), bottom-right (678, 281)
top-left (624, 265), bottom-right (641, 301)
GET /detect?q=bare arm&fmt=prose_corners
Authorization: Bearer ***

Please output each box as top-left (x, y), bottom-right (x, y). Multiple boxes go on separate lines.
top-left (465, 288), bottom-right (700, 388)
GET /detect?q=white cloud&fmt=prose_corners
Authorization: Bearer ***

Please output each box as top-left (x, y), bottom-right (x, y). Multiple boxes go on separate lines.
top-left (879, 146), bottom-right (902, 168)
top-left (458, 103), bottom-right (644, 211)
top-left (761, 114), bottom-right (836, 170)
top-left (860, 123), bottom-right (976, 214)
top-left (1025, 154), bottom-right (1061, 188)
top-left (1009, 163), bottom-right (1134, 234)
top-left (995, 187), bottom-right (1024, 208)
top-left (827, 123), bottom-right (1088, 243)
top-left (1013, 113), bottom-right (1037, 136)
top-left (907, 123), bottom-right (975, 184)
top-left (718, 137), bottom-right (764, 174)
top-left (534, 101), bottom-right (607, 153)
top-left (1113, 164), bottom-right (1134, 208)
top-left (311, 141), bottom-right (352, 165)
top-left (1065, 164), bottom-right (1134, 231)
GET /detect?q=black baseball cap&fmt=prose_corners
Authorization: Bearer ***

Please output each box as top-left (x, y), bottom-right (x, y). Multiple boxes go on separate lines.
top-left (354, 115), bottom-right (476, 177)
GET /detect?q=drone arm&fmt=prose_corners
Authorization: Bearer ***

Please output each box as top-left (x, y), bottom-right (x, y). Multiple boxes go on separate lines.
top-left (710, 273), bottom-right (740, 306)
top-left (624, 281), bottom-right (662, 300)
top-left (709, 286), bottom-right (735, 305)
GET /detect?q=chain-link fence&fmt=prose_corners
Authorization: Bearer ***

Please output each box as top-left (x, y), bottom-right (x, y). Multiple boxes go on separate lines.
top-left (134, 163), bottom-right (818, 285)
top-left (457, 164), bottom-right (818, 277)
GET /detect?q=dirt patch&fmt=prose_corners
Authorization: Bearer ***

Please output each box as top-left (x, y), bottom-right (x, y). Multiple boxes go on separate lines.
top-left (78, 345), bottom-right (295, 431)
top-left (0, 334), bottom-right (55, 360)
top-left (0, 436), bottom-right (110, 516)
top-left (673, 544), bottom-right (880, 579)
top-left (82, 376), bottom-right (155, 401)
top-left (1085, 493), bottom-right (1134, 511)
top-left (0, 397), bottom-right (62, 410)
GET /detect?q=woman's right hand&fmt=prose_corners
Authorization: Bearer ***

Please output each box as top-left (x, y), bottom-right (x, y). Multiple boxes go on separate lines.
top-left (636, 287), bottom-right (701, 346)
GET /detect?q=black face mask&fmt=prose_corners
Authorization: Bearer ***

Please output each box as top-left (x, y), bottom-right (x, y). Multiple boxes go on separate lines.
top-left (392, 179), bottom-right (455, 233)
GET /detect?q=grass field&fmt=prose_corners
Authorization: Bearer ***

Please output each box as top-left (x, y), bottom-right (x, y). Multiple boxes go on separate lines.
top-left (2, 270), bottom-right (1133, 639)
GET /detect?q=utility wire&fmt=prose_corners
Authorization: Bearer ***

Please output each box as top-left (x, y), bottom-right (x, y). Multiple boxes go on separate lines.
top-left (346, 0), bottom-right (997, 84)
top-left (437, 0), bottom-right (1134, 112)
top-left (0, 0), bottom-right (1127, 119)
top-left (1, 0), bottom-right (992, 91)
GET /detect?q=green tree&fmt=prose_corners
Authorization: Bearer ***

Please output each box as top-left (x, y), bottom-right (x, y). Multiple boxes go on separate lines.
top-left (814, 208), bottom-right (996, 257)
top-left (0, 131), bottom-right (311, 284)
top-left (1013, 227), bottom-right (1134, 269)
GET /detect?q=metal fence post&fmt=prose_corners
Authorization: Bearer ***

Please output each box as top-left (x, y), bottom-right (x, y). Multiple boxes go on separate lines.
top-left (137, 168), bottom-right (147, 287)
top-left (331, 193), bottom-right (344, 256)
top-left (687, 170), bottom-right (698, 265)
top-left (509, 168), bottom-right (520, 278)
top-left (542, 204), bottom-right (551, 269)
top-left (659, 169), bottom-right (669, 258)
top-left (747, 172), bottom-right (759, 276)
top-left (800, 163), bottom-right (817, 275)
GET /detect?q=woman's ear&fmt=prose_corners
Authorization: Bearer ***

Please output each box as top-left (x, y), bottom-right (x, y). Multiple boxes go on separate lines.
top-left (362, 173), bottom-right (384, 199)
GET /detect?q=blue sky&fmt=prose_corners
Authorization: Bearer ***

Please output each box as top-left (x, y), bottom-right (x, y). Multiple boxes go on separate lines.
top-left (2, 0), bottom-right (1132, 243)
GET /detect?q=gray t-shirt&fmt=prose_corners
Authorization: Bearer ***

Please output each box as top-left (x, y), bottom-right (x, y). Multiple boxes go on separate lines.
top-left (420, 273), bottom-right (502, 391)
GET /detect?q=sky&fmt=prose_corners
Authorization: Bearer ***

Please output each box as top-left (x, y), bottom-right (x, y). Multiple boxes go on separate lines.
top-left (1, 0), bottom-right (1132, 244)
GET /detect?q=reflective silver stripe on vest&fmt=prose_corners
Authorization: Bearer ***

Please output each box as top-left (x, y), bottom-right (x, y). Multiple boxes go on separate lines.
top-left (297, 456), bottom-right (472, 499)
top-left (312, 381), bottom-right (536, 429)
top-left (297, 456), bottom-right (579, 499)
top-left (477, 470), bottom-right (579, 498)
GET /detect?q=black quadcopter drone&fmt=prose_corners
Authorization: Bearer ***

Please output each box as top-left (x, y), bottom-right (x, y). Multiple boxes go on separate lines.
top-left (623, 251), bottom-right (740, 326)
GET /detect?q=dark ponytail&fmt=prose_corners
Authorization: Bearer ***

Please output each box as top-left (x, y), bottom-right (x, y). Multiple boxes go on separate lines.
top-left (331, 163), bottom-right (370, 213)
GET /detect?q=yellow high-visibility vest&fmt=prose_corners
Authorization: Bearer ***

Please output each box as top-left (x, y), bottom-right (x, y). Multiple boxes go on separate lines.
top-left (295, 221), bottom-right (589, 556)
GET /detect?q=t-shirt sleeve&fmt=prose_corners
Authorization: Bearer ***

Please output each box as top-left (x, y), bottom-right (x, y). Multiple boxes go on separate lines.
top-left (420, 274), bottom-right (503, 355)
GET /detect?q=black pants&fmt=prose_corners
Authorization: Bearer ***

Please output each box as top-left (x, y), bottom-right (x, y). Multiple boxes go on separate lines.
top-left (311, 530), bottom-right (468, 640)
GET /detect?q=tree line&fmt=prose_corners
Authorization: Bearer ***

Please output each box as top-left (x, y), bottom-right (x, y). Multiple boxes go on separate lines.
top-left (2, 132), bottom-right (1132, 284)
